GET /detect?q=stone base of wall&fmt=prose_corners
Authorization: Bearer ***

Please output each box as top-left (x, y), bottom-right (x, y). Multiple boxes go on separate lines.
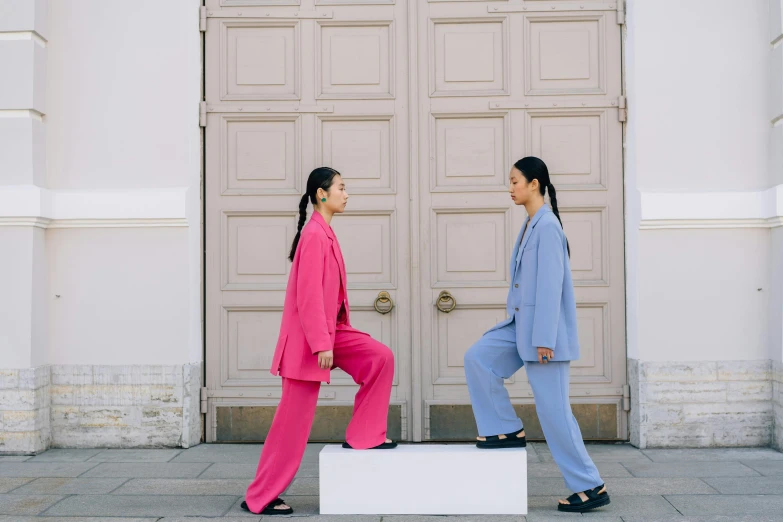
top-left (49, 363), bottom-right (202, 450)
top-left (630, 359), bottom-right (773, 448)
top-left (0, 367), bottom-right (51, 454)
top-left (0, 363), bottom-right (202, 454)
top-left (774, 360), bottom-right (783, 451)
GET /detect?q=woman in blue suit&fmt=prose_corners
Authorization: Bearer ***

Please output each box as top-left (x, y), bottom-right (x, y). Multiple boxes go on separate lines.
top-left (464, 157), bottom-right (610, 513)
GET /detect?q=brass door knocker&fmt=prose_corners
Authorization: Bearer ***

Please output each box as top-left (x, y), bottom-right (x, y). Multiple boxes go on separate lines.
top-left (436, 290), bottom-right (457, 313)
top-left (374, 291), bottom-right (394, 314)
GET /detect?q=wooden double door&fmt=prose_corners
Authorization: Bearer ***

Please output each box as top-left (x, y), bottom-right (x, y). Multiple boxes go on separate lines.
top-left (204, 0), bottom-right (627, 442)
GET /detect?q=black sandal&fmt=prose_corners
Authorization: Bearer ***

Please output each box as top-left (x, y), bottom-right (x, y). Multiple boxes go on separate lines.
top-left (342, 441), bottom-right (398, 449)
top-left (557, 484), bottom-right (610, 513)
top-left (476, 428), bottom-right (526, 449)
top-left (241, 498), bottom-right (293, 516)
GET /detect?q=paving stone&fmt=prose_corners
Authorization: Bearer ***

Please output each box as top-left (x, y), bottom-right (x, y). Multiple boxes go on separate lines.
top-left (0, 477), bottom-right (34, 493)
top-left (526, 515), bottom-right (615, 522)
top-left (199, 463), bottom-right (256, 479)
top-left (171, 444), bottom-right (262, 463)
top-left (113, 478), bottom-right (247, 495)
top-left (603, 478), bottom-right (716, 496)
top-left (86, 449), bottom-right (183, 462)
top-left (642, 448), bottom-right (783, 462)
top-left (620, 515), bottom-right (780, 522)
top-left (528, 463), bottom-right (632, 479)
top-left (529, 495), bottom-right (677, 517)
top-left (305, 443), bottom-right (327, 456)
top-left (622, 461), bottom-right (759, 478)
top-left (159, 518), bottom-right (260, 522)
top-left (665, 494), bottom-right (783, 516)
top-left (527, 478), bottom-right (715, 497)
top-left (0, 456), bottom-right (31, 462)
top-left (43, 494), bottom-right (239, 517)
top-left (28, 449), bottom-right (104, 462)
top-left (703, 476), bottom-right (783, 494)
top-left (286, 477), bottom-right (319, 496)
top-left (383, 515), bottom-right (525, 522)
top-left (278, 514), bottom-right (382, 522)
top-left (11, 477), bottom-right (128, 495)
top-left (224, 495), bottom-right (320, 517)
top-left (0, 463), bottom-right (99, 478)
top-left (0, 494), bottom-right (64, 515)
top-left (81, 462), bottom-right (211, 478)
top-left (296, 462), bottom-right (319, 477)
top-left (0, 517), bottom-right (158, 522)
top-left (739, 459), bottom-right (783, 476)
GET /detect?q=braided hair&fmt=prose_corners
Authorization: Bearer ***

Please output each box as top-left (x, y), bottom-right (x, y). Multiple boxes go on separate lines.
top-left (513, 157), bottom-right (570, 257)
top-left (288, 167), bottom-right (341, 261)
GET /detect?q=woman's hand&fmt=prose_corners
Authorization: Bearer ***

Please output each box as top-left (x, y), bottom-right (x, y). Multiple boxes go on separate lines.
top-left (537, 347), bottom-right (554, 364)
top-left (318, 350), bottom-right (334, 370)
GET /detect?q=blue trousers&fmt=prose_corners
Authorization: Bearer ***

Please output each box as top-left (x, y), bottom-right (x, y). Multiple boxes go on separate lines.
top-left (464, 320), bottom-right (603, 493)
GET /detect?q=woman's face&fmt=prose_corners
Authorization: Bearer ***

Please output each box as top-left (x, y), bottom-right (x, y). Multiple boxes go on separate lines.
top-left (509, 167), bottom-right (537, 206)
top-left (319, 174), bottom-right (349, 214)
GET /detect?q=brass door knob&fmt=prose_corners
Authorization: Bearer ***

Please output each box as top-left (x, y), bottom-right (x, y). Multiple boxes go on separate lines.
top-left (436, 290), bottom-right (457, 313)
top-left (374, 291), bottom-right (394, 314)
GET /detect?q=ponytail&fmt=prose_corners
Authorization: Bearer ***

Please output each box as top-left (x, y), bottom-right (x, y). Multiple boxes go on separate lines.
top-left (547, 182), bottom-right (570, 257)
top-left (288, 167), bottom-right (341, 262)
top-left (288, 194), bottom-right (310, 261)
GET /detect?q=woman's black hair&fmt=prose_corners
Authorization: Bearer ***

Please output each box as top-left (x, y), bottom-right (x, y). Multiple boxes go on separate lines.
top-left (513, 156), bottom-right (570, 256)
top-left (288, 167), bottom-right (341, 261)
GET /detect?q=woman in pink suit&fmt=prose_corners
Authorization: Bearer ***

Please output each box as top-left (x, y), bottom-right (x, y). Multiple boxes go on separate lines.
top-left (242, 166), bottom-right (397, 516)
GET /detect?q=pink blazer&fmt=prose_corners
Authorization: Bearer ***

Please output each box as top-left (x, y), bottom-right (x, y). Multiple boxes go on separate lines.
top-left (270, 212), bottom-right (367, 383)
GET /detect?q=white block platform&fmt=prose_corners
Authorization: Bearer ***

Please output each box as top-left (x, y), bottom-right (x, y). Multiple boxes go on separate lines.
top-left (319, 444), bottom-right (527, 515)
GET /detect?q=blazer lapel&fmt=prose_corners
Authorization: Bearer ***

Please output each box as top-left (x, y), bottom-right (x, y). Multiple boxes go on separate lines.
top-left (514, 206), bottom-right (551, 276)
top-left (510, 216), bottom-right (528, 281)
top-left (331, 238), bottom-right (347, 295)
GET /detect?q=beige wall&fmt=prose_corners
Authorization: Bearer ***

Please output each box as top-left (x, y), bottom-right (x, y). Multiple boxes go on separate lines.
top-left (46, 0), bottom-right (201, 190)
top-left (638, 229), bottom-right (770, 361)
top-left (627, 0), bottom-right (769, 192)
top-left (0, 227), bottom-right (46, 368)
top-left (42, 0), bottom-right (203, 365)
top-left (46, 228), bottom-right (191, 365)
top-left (625, 0), bottom-right (775, 363)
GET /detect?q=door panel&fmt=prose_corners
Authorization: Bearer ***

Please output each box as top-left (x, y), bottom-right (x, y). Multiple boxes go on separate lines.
top-left (417, 2), bottom-right (626, 440)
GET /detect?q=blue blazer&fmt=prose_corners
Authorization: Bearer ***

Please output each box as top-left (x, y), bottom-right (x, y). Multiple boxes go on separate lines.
top-left (485, 205), bottom-right (580, 362)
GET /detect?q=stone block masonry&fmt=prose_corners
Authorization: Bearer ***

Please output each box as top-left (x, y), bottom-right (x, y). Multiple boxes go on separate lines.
top-left (775, 361), bottom-right (783, 451)
top-left (630, 359), bottom-right (776, 448)
top-left (0, 363), bottom-right (201, 454)
top-left (0, 366), bottom-right (51, 454)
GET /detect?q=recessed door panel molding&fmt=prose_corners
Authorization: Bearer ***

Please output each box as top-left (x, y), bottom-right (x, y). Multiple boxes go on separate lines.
top-left (222, 305), bottom-right (284, 387)
top-left (317, 115), bottom-right (396, 194)
top-left (430, 112), bottom-right (510, 192)
top-left (222, 211), bottom-right (298, 290)
top-left (525, 109), bottom-right (608, 190)
top-left (560, 206), bottom-right (609, 286)
top-left (220, 114), bottom-right (302, 195)
top-left (432, 302), bottom-right (507, 385)
top-left (429, 17), bottom-right (509, 97)
top-left (331, 210), bottom-right (396, 287)
top-left (432, 207), bottom-right (511, 287)
top-left (208, 0), bottom-right (301, 7)
top-left (317, 21), bottom-right (395, 99)
top-left (216, 20), bottom-right (301, 101)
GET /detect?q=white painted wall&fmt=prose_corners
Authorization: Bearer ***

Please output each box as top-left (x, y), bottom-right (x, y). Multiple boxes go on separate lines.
top-left (627, 0), bottom-right (769, 192)
top-left (625, 0), bottom-right (773, 361)
top-left (44, 0), bottom-right (202, 365)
